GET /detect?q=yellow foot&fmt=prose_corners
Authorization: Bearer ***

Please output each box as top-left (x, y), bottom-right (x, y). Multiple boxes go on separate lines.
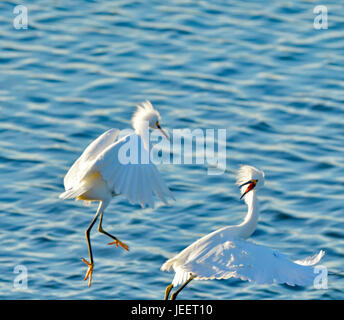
top-left (81, 258), bottom-right (94, 287)
top-left (108, 239), bottom-right (129, 251)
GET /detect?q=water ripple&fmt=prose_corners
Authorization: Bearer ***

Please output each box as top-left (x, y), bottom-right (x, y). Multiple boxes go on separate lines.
top-left (0, 0), bottom-right (343, 300)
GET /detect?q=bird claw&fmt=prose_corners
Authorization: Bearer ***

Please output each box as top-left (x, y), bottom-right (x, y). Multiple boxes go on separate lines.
top-left (81, 258), bottom-right (94, 287)
top-left (108, 239), bottom-right (129, 251)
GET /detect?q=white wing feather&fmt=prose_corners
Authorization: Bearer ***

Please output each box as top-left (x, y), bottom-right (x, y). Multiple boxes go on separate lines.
top-left (294, 250), bottom-right (325, 266)
top-left (75, 133), bottom-right (174, 208)
top-left (162, 228), bottom-right (324, 287)
top-left (63, 128), bottom-right (120, 191)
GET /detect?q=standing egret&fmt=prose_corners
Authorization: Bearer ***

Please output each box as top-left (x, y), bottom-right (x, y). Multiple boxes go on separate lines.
top-left (60, 101), bottom-right (174, 286)
top-left (161, 165), bottom-right (325, 300)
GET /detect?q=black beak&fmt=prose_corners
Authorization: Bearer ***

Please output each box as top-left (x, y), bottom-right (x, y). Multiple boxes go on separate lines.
top-left (156, 123), bottom-right (170, 140)
top-left (239, 180), bottom-right (251, 189)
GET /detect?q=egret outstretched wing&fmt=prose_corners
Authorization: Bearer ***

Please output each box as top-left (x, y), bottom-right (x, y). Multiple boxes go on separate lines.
top-left (180, 238), bottom-right (324, 286)
top-left (63, 128), bottom-right (120, 190)
top-left (79, 133), bottom-right (174, 208)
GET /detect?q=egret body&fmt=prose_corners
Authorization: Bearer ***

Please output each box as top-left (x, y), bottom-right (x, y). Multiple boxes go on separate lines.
top-left (60, 101), bottom-right (174, 286)
top-left (161, 165), bottom-right (325, 299)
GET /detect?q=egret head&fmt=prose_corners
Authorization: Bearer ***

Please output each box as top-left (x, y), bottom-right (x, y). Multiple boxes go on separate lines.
top-left (132, 101), bottom-right (169, 139)
top-left (236, 165), bottom-right (265, 200)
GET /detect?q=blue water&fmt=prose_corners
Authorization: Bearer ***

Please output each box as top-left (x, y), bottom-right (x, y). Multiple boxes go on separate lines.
top-left (0, 0), bottom-right (343, 299)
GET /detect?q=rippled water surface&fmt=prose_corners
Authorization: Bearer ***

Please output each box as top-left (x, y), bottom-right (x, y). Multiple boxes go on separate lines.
top-left (0, 0), bottom-right (343, 299)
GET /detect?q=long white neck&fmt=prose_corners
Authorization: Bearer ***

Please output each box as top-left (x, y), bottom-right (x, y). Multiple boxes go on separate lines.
top-left (133, 120), bottom-right (150, 151)
top-left (237, 191), bottom-right (259, 239)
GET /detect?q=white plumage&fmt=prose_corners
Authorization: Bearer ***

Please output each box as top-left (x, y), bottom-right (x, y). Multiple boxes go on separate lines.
top-left (161, 165), bottom-right (325, 299)
top-left (60, 101), bottom-right (173, 208)
top-left (61, 128), bottom-right (120, 200)
top-left (162, 235), bottom-right (324, 287)
top-left (60, 131), bottom-right (173, 208)
top-left (59, 101), bottom-right (174, 286)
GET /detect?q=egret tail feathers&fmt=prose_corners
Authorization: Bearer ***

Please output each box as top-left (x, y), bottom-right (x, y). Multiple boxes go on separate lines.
top-left (161, 259), bottom-right (174, 272)
top-left (161, 260), bottom-right (191, 287)
top-left (59, 185), bottom-right (89, 200)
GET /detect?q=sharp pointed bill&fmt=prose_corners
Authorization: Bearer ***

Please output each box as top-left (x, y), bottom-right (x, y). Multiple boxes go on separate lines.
top-left (156, 121), bottom-right (170, 141)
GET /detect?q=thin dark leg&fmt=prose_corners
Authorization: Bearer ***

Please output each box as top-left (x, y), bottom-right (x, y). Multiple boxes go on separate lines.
top-left (171, 275), bottom-right (194, 300)
top-left (97, 212), bottom-right (129, 251)
top-left (82, 209), bottom-right (100, 286)
top-left (86, 211), bottom-right (100, 263)
top-left (97, 212), bottom-right (119, 242)
top-left (164, 283), bottom-right (173, 300)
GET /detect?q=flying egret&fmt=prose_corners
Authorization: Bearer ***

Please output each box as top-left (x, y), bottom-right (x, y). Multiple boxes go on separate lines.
top-left (161, 165), bottom-right (325, 300)
top-left (59, 101), bottom-right (174, 286)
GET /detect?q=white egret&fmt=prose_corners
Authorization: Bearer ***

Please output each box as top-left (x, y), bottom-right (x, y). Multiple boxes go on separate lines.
top-left (60, 101), bottom-right (174, 286)
top-left (161, 165), bottom-right (325, 300)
